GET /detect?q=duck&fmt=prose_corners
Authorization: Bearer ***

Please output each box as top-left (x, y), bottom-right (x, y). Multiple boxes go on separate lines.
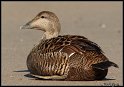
top-left (20, 11), bottom-right (118, 81)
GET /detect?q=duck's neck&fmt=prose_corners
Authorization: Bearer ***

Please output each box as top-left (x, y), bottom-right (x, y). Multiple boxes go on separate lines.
top-left (42, 31), bottom-right (59, 40)
top-left (42, 22), bottom-right (61, 40)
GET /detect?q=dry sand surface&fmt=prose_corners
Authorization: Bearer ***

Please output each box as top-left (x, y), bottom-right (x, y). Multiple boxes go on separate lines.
top-left (1, 1), bottom-right (123, 86)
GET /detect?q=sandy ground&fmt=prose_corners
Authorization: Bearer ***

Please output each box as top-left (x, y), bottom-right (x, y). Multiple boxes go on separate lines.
top-left (1, 1), bottom-right (123, 86)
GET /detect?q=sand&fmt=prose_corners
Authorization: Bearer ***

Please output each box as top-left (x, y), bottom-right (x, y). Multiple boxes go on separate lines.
top-left (1, 1), bottom-right (123, 86)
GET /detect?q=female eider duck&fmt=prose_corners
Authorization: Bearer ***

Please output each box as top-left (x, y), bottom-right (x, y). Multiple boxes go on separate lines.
top-left (21, 11), bottom-right (118, 81)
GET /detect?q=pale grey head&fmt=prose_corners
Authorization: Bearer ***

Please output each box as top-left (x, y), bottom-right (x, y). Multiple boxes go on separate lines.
top-left (20, 11), bottom-right (61, 39)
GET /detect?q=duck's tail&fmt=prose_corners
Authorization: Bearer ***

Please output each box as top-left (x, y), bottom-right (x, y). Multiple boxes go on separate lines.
top-left (92, 60), bottom-right (119, 70)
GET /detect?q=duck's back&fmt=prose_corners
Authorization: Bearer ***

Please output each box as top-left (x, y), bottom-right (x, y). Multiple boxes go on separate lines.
top-left (27, 35), bottom-right (111, 80)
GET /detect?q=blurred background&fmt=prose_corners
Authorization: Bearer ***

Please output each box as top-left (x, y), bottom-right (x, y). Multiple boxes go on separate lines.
top-left (2, 1), bottom-right (123, 86)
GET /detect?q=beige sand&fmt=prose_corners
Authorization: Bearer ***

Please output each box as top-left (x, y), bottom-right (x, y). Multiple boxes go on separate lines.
top-left (1, 1), bottom-right (123, 86)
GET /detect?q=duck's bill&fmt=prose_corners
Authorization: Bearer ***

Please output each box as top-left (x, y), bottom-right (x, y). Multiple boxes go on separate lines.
top-left (20, 24), bottom-right (41, 30)
top-left (20, 24), bottom-right (32, 29)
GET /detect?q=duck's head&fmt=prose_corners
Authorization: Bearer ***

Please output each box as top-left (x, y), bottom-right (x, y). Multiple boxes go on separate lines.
top-left (20, 11), bottom-right (61, 39)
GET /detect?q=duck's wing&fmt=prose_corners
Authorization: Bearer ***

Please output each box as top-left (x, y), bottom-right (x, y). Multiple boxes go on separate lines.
top-left (35, 35), bottom-right (103, 54)
top-left (69, 35), bottom-right (103, 53)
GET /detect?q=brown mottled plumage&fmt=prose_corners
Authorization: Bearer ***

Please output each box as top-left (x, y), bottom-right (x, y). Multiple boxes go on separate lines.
top-left (21, 11), bottom-right (118, 81)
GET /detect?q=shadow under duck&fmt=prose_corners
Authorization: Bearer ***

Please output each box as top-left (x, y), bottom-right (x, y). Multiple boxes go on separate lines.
top-left (20, 11), bottom-right (118, 81)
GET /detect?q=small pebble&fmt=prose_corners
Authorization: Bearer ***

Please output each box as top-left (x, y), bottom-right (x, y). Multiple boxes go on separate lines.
top-left (100, 24), bottom-right (106, 29)
top-left (20, 39), bottom-right (24, 42)
top-left (117, 30), bottom-right (121, 33)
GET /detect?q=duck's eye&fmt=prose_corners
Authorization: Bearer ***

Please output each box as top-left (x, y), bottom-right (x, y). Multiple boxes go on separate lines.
top-left (41, 16), bottom-right (45, 18)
